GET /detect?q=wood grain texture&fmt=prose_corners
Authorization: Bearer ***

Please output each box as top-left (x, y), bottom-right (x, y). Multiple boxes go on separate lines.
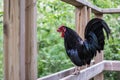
top-left (3, 0), bottom-right (9, 80)
top-left (39, 60), bottom-right (120, 80)
top-left (75, 6), bottom-right (88, 71)
top-left (75, 6), bottom-right (93, 75)
top-left (75, 6), bottom-right (87, 39)
top-left (102, 8), bottom-right (120, 14)
top-left (3, 0), bottom-right (25, 80)
top-left (60, 61), bottom-right (104, 80)
top-left (94, 13), bottom-right (103, 19)
top-left (75, 7), bottom-right (81, 34)
top-left (25, 0), bottom-right (37, 80)
top-left (61, 0), bottom-right (102, 14)
top-left (38, 61), bottom-right (95, 80)
top-left (38, 67), bottom-right (75, 80)
top-left (20, 0), bottom-right (25, 80)
top-left (61, 0), bottom-right (120, 14)
top-left (94, 14), bottom-right (104, 80)
top-left (104, 60), bottom-right (120, 71)
top-left (87, 7), bottom-right (91, 22)
top-left (80, 6), bottom-right (87, 40)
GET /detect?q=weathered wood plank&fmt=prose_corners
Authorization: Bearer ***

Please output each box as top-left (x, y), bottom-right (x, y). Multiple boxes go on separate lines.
top-left (61, 0), bottom-right (102, 14)
top-left (87, 7), bottom-right (91, 22)
top-left (94, 51), bottom-right (104, 64)
top-left (75, 6), bottom-right (87, 39)
top-left (80, 6), bottom-right (87, 39)
top-left (20, 0), bottom-right (25, 80)
top-left (75, 6), bottom-right (88, 70)
top-left (87, 8), bottom-right (92, 80)
top-left (60, 61), bottom-right (104, 80)
top-left (25, 0), bottom-right (37, 80)
top-left (94, 14), bottom-right (104, 80)
top-left (38, 67), bottom-right (75, 80)
top-left (75, 7), bottom-right (81, 34)
top-left (94, 13), bottom-right (103, 19)
top-left (77, 0), bottom-right (101, 14)
top-left (104, 60), bottom-right (120, 71)
top-left (62, 0), bottom-right (120, 14)
top-left (61, 0), bottom-right (83, 7)
top-left (102, 8), bottom-right (120, 14)
top-left (38, 60), bottom-right (120, 80)
top-left (3, 0), bottom-right (9, 80)
top-left (3, 0), bottom-right (25, 80)
top-left (38, 60), bottom-right (95, 80)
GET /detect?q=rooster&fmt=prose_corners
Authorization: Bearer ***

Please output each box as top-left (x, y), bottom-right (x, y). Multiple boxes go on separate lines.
top-left (57, 18), bottom-right (110, 74)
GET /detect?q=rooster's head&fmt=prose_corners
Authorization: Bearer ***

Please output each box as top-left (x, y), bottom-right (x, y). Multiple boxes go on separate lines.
top-left (57, 26), bottom-right (66, 38)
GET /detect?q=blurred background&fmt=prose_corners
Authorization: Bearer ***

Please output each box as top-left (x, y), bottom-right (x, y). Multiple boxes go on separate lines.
top-left (0, 0), bottom-right (120, 80)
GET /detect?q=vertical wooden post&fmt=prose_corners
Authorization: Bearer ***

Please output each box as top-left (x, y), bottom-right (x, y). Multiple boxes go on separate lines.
top-left (94, 14), bottom-right (104, 80)
top-left (87, 8), bottom-right (93, 80)
top-left (80, 6), bottom-right (88, 40)
top-left (4, 0), bottom-right (25, 80)
top-left (4, 0), bottom-right (37, 80)
top-left (75, 6), bottom-right (87, 40)
top-left (25, 0), bottom-right (37, 80)
top-left (87, 7), bottom-right (91, 22)
top-left (75, 6), bottom-right (91, 70)
top-left (75, 6), bottom-right (91, 39)
top-left (95, 14), bottom-right (103, 19)
top-left (75, 7), bottom-right (81, 34)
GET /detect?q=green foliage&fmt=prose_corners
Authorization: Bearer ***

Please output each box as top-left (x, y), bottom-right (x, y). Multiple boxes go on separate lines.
top-left (104, 14), bottom-right (120, 60)
top-left (89, 0), bottom-right (120, 80)
top-left (89, 0), bottom-right (120, 8)
top-left (104, 15), bottom-right (120, 80)
top-left (38, 0), bottom-right (120, 79)
top-left (37, 0), bottom-right (120, 79)
top-left (0, 0), bottom-right (119, 80)
top-left (37, 0), bottom-right (75, 77)
top-left (104, 71), bottom-right (120, 80)
top-left (103, 14), bottom-right (120, 80)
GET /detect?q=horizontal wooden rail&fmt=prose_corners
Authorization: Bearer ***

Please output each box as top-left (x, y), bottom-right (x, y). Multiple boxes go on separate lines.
top-left (61, 0), bottom-right (120, 14)
top-left (38, 60), bottom-right (120, 80)
top-left (37, 67), bottom-right (75, 80)
top-left (60, 61), bottom-right (104, 80)
top-left (102, 8), bottom-right (120, 14)
top-left (104, 60), bottom-right (120, 71)
top-left (38, 60), bottom-right (95, 80)
top-left (61, 0), bottom-right (102, 14)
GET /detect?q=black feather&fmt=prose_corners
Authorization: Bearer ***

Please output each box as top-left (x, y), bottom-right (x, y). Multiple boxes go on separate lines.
top-left (62, 18), bottom-right (110, 66)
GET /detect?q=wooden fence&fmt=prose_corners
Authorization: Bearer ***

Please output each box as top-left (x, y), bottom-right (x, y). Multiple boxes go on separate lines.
top-left (38, 60), bottom-right (120, 80)
top-left (38, 0), bottom-right (120, 80)
top-left (3, 0), bottom-right (120, 80)
top-left (4, 0), bottom-right (37, 80)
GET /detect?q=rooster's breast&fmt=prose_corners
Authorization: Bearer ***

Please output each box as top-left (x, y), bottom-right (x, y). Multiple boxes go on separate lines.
top-left (66, 49), bottom-right (83, 66)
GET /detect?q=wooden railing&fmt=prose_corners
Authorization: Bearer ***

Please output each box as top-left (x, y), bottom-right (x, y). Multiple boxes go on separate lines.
top-left (3, 0), bottom-right (120, 80)
top-left (38, 0), bottom-right (120, 80)
top-left (62, 0), bottom-right (120, 14)
top-left (4, 0), bottom-right (37, 80)
top-left (38, 61), bottom-right (120, 80)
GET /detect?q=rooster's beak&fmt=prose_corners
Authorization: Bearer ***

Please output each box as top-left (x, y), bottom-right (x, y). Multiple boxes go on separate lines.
top-left (57, 28), bottom-right (61, 32)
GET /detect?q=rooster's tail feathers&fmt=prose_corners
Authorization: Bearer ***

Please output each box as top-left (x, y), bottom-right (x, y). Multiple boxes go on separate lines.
top-left (85, 18), bottom-right (110, 50)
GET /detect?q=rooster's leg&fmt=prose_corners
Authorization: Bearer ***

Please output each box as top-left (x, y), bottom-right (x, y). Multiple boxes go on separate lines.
top-left (87, 64), bottom-right (90, 67)
top-left (72, 66), bottom-right (80, 75)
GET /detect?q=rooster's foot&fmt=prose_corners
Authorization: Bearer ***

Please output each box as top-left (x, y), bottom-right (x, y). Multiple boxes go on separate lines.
top-left (72, 66), bottom-right (80, 75)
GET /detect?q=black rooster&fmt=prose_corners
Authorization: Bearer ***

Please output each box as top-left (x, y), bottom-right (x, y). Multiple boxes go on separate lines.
top-left (57, 18), bottom-right (110, 74)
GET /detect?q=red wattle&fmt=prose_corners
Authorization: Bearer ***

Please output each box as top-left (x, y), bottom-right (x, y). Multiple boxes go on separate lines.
top-left (61, 32), bottom-right (64, 38)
